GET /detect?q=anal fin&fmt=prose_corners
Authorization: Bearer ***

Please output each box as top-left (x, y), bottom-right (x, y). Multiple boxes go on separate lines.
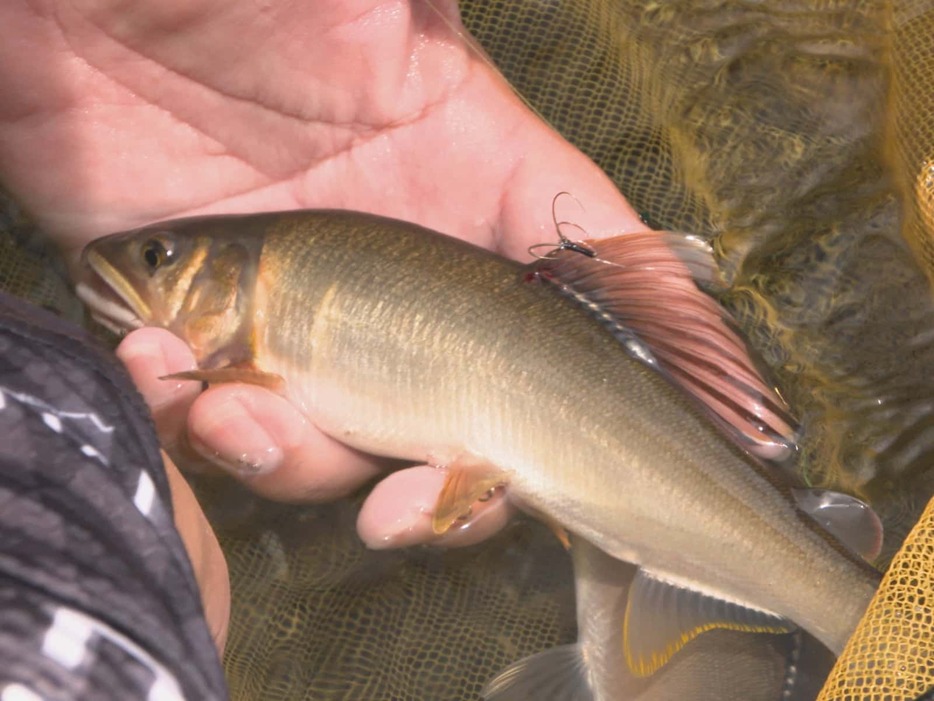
top-left (431, 456), bottom-right (508, 535)
top-left (624, 568), bottom-right (794, 677)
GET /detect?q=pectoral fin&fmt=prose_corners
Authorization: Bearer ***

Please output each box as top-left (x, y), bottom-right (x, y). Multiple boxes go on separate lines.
top-left (431, 458), bottom-right (508, 535)
top-left (624, 568), bottom-right (793, 677)
top-left (161, 367), bottom-right (286, 393)
top-left (531, 232), bottom-right (798, 464)
top-left (482, 644), bottom-right (593, 701)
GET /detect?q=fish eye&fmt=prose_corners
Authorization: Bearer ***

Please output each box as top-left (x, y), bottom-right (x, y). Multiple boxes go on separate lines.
top-left (141, 236), bottom-right (175, 272)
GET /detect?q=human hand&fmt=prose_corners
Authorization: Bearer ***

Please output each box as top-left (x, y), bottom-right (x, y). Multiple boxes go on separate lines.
top-left (0, 0), bottom-right (645, 547)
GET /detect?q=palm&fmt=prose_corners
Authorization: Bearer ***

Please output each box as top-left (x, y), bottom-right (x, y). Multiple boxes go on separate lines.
top-left (0, 0), bottom-right (642, 549)
top-left (0, 0), bottom-right (636, 263)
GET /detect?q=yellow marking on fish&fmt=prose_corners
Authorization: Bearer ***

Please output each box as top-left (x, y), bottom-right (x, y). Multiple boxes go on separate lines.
top-left (621, 599), bottom-right (789, 678)
top-left (251, 272), bottom-right (271, 363)
top-left (306, 281), bottom-right (342, 350)
top-left (317, 282), bottom-right (340, 321)
top-left (174, 242), bottom-right (210, 315)
top-left (85, 250), bottom-right (153, 319)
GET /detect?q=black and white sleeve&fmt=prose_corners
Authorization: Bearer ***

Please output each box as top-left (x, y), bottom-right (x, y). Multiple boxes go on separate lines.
top-left (0, 292), bottom-right (228, 701)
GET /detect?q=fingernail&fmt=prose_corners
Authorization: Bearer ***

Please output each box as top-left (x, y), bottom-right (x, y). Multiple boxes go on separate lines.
top-left (191, 396), bottom-right (284, 476)
top-left (119, 342), bottom-right (168, 375)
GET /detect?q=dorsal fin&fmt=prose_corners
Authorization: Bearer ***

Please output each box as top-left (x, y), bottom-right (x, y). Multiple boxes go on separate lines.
top-left (532, 232), bottom-right (798, 463)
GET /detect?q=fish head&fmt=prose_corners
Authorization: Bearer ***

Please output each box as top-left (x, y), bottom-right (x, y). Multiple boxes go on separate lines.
top-left (77, 215), bottom-right (265, 367)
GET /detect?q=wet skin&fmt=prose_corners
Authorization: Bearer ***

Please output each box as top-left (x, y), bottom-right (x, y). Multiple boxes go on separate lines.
top-left (0, 0), bottom-right (645, 642)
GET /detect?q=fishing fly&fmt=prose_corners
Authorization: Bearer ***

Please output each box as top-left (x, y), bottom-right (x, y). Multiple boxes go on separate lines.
top-left (528, 191), bottom-right (598, 261)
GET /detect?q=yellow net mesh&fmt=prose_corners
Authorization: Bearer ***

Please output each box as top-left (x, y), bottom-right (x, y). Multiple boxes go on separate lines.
top-left (818, 494), bottom-right (934, 701)
top-left (892, 1), bottom-right (934, 281)
top-left (5, 0), bottom-right (934, 698)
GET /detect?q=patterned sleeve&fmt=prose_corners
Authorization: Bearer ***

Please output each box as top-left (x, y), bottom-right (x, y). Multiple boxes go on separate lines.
top-left (0, 292), bottom-right (229, 701)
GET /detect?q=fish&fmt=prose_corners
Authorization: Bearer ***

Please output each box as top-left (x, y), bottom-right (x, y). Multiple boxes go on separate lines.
top-left (76, 209), bottom-right (881, 697)
top-left (483, 536), bottom-right (836, 701)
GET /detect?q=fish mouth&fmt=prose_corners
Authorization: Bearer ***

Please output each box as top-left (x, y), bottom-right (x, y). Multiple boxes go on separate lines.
top-left (75, 249), bottom-right (150, 336)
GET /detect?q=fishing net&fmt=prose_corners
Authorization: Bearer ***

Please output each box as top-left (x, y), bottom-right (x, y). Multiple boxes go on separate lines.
top-left (5, 0), bottom-right (934, 699)
top-left (191, 478), bottom-right (578, 701)
top-left (0, 192), bottom-right (80, 322)
top-left (894, 2), bottom-right (934, 281)
top-left (817, 493), bottom-right (934, 701)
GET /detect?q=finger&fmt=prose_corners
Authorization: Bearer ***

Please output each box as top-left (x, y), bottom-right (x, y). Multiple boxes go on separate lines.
top-left (116, 328), bottom-right (200, 450)
top-left (357, 465), bottom-right (514, 549)
top-left (187, 383), bottom-right (385, 502)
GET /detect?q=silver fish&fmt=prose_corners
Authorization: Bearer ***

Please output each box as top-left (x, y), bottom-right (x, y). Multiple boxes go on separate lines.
top-left (77, 209), bottom-right (881, 696)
